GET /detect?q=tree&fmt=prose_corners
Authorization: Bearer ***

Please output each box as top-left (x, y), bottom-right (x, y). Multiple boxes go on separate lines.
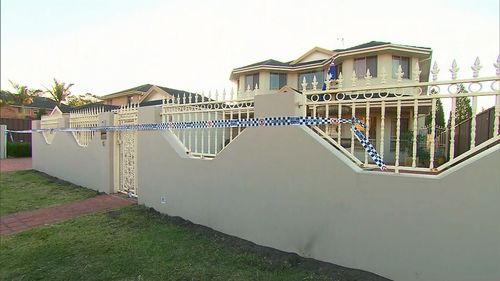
top-left (2, 80), bottom-right (42, 110)
top-left (66, 93), bottom-right (100, 107)
top-left (425, 88), bottom-right (446, 133)
top-left (447, 84), bottom-right (472, 128)
top-left (45, 79), bottom-right (74, 106)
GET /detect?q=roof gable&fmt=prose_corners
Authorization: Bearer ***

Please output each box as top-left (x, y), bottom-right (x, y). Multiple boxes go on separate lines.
top-left (138, 85), bottom-right (171, 103)
top-left (291, 47), bottom-right (334, 64)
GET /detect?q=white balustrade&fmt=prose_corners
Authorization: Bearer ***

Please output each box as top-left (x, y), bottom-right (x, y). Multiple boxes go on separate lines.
top-left (161, 89), bottom-right (255, 159)
top-left (303, 56), bottom-right (500, 173)
top-left (69, 108), bottom-right (102, 147)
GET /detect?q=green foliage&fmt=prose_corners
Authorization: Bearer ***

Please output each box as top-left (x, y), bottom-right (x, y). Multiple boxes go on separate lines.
top-left (35, 108), bottom-right (47, 120)
top-left (3, 81), bottom-right (42, 107)
top-left (448, 84), bottom-right (472, 127)
top-left (425, 91), bottom-right (446, 133)
top-left (0, 170), bottom-right (98, 216)
top-left (45, 78), bottom-right (74, 106)
top-left (66, 93), bottom-right (101, 107)
top-left (6, 142), bottom-right (31, 158)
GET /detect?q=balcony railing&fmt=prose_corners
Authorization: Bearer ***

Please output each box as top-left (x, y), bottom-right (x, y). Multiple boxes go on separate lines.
top-left (303, 57), bottom-right (500, 173)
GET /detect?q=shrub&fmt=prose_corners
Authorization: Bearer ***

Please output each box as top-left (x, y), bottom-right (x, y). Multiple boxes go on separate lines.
top-left (7, 141), bottom-right (31, 157)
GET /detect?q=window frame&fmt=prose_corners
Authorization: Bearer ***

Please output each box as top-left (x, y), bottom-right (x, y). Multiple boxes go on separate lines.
top-left (392, 56), bottom-right (411, 79)
top-left (269, 72), bottom-right (287, 90)
top-left (245, 73), bottom-right (260, 90)
top-left (297, 70), bottom-right (325, 90)
top-left (353, 56), bottom-right (378, 78)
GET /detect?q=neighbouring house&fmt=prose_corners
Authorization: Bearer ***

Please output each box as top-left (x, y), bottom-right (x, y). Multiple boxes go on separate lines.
top-left (0, 91), bottom-right (72, 119)
top-left (100, 84), bottom-right (195, 106)
top-left (230, 41), bottom-right (434, 165)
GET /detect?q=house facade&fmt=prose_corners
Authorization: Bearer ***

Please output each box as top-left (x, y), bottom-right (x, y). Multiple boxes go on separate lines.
top-left (230, 41), bottom-right (434, 165)
top-left (230, 41), bottom-right (432, 93)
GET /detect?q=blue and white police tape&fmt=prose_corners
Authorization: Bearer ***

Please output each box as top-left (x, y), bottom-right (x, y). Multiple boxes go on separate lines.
top-left (5, 116), bottom-right (387, 170)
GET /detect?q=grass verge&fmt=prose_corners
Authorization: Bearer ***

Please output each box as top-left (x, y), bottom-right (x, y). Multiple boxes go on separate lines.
top-left (0, 205), bottom-right (388, 281)
top-left (0, 170), bottom-right (98, 216)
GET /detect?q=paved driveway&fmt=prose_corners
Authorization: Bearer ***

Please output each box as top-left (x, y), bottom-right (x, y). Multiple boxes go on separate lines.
top-left (0, 158), bottom-right (32, 172)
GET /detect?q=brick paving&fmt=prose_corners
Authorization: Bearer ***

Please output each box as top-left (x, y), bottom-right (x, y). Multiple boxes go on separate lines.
top-left (0, 194), bottom-right (136, 235)
top-left (0, 158), bottom-right (32, 172)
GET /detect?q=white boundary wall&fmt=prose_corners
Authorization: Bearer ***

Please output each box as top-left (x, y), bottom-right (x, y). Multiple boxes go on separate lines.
top-left (137, 94), bottom-right (500, 281)
top-left (30, 93), bottom-right (500, 281)
top-left (32, 113), bottom-right (114, 193)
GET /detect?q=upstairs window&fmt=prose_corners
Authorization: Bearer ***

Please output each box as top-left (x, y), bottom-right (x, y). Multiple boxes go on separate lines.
top-left (270, 73), bottom-right (287, 90)
top-left (127, 96), bottom-right (133, 104)
top-left (245, 73), bottom-right (260, 90)
top-left (353, 56), bottom-right (377, 78)
top-left (392, 56), bottom-right (410, 79)
top-left (298, 70), bottom-right (324, 90)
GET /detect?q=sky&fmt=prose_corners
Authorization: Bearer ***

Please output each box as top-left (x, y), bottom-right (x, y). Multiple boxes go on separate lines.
top-left (1, 0), bottom-right (499, 97)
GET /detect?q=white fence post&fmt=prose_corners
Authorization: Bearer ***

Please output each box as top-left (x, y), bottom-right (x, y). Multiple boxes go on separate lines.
top-left (0, 124), bottom-right (6, 159)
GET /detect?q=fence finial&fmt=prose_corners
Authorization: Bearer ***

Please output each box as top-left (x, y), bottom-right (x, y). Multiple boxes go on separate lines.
top-left (312, 76), bottom-right (318, 91)
top-left (396, 65), bottom-right (404, 82)
top-left (337, 72), bottom-right (344, 88)
top-left (324, 77), bottom-right (331, 90)
top-left (364, 69), bottom-right (372, 85)
top-left (494, 54), bottom-right (500, 76)
top-left (471, 57), bottom-right (482, 78)
top-left (230, 88), bottom-right (235, 100)
top-left (431, 62), bottom-right (440, 81)
top-left (301, 77), bottom-right (307, 92)
top-left (412, 62), bottom-right (421, 82)
top-left (450, 59), bottom-right (459, 80)
top-left (351, 70), bottom-right (357, 87)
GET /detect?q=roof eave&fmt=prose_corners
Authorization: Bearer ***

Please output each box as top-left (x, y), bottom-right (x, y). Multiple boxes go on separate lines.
top-left (100, 90), bottom-right (145, 100)
top-left (334, 44), bottom-right (432, 60)
top-left (230, 60), bottom-right (330, 80)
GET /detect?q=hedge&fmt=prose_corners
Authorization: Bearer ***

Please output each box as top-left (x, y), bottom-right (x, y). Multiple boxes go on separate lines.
top-left (6, 142), bottom-right (31, 157)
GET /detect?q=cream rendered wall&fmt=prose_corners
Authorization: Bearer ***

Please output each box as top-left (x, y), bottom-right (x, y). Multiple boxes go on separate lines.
top-left (299, 52), bottom-right (331, 63)
top-left (145, 91), bottom-right (170, 102)
top-left (107, 94), bottom-right (142, 106)
top-left (32, 113), bottom-right (115, 193)
top-left (136, 94), bottom-right (499, 281)
top-left (259, 71), bottom-right (270, 91)
top-left (30, 92), bottom-right (500, 281)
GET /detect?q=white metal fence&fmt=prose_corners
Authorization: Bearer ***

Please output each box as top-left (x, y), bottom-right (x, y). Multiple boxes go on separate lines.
top-left (69, 108), bottom-right (102, 147)
top-left (161, 89), bottom-right (255, 158)
top-left (40, 112), bottom-right (62, 144)
top-left (304, 57), bottom-right (500, 173)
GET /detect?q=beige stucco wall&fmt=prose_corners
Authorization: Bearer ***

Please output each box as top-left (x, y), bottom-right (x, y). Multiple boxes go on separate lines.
top-left (136, 95), bottom-right (499, 281)
top-left (32, 113), bottom-right (114, 193)
top-left (30, 93), bottom-right (499, 281)
top-left (106, 94), bottom-right (142, 106)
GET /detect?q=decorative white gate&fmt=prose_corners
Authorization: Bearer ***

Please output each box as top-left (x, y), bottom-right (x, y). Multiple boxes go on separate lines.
top-left (114, 104), bottom-right (138, 197)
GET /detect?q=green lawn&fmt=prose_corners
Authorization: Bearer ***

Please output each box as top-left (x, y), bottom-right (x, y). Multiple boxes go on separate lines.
top-left (0, 170), bottom-right (387, 281)
top-left (0, 170), bottom-right (98, 216)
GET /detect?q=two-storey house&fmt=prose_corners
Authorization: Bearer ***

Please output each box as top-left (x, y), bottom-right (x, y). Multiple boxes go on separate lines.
top-left (230, 41), bottom-right (433, 165)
